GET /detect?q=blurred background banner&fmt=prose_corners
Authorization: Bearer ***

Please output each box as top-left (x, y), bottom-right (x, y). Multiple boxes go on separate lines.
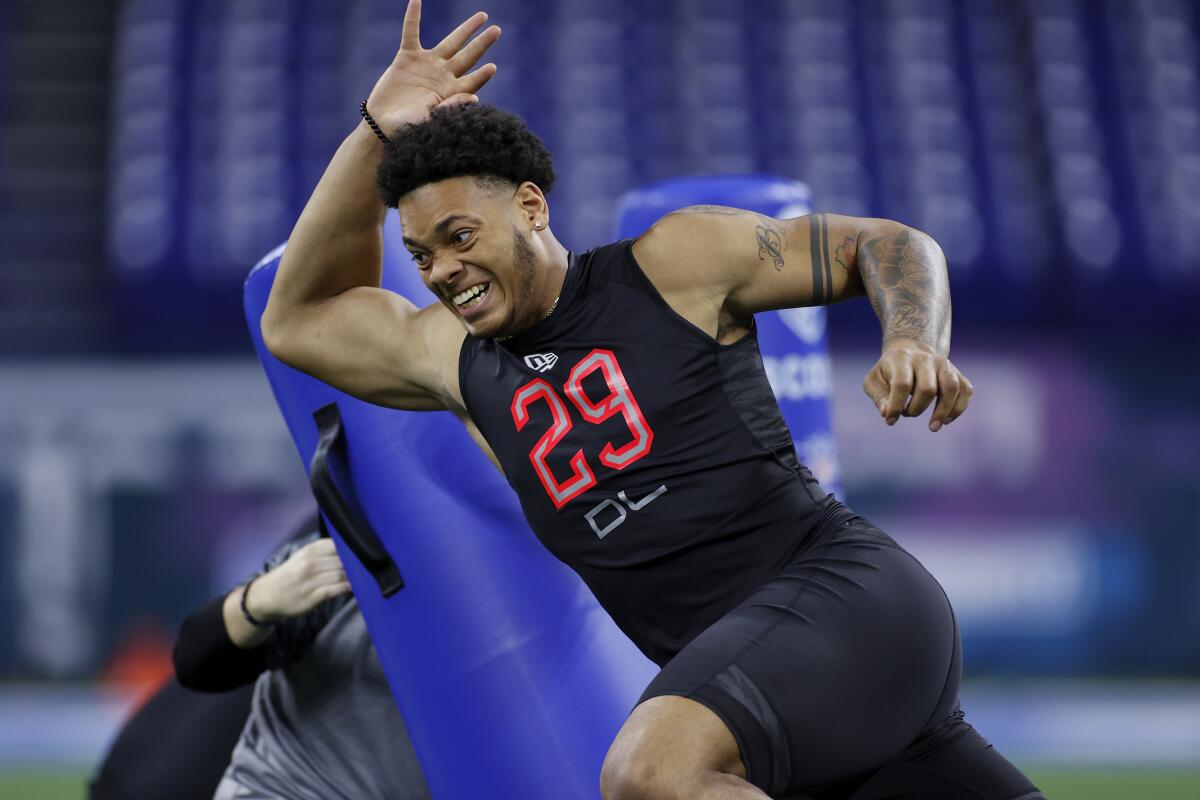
top-left (0, 0), bottom-right (1198, 796)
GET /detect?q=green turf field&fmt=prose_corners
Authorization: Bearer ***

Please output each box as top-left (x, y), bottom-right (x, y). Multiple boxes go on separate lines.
top-left (2, 767), bottom-right (1198, 798)
top-left (0, 770), bottom-right (91, 799)
top-left (1026, 768), bottom-right (1200, 799)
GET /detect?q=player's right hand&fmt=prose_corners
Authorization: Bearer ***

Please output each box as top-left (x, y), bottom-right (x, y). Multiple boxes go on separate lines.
top-left (364, 0), bottom-right (501, 134)
top-left (245, 538), bottom-right (352, 622)
top-left (863, 339), bottom-right (974, 432)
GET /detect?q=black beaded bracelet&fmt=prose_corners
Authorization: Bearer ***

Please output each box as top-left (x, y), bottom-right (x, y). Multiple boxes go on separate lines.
top-left (240, 575), bottom-right (275, 629)
top-left (360, 100), bottom-right (390, 145)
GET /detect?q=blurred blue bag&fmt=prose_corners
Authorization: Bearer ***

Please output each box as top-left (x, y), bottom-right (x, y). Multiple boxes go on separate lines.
top-left (615, 175), bottom-right (842, 496)
top-left (244, 223), bottom-right (657, 799)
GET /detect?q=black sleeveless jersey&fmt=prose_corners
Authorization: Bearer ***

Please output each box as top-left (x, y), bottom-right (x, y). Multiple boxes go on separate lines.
top-left (458, 239), bottom-right (851, 666)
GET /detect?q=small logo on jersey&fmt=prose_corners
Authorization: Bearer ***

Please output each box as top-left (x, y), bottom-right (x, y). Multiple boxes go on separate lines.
top-left (524, 353), bottom-right (558, 373)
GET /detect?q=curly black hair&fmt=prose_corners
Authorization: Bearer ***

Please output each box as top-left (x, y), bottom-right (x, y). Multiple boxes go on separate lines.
top-left (376, 104), bottom-right (556, 207)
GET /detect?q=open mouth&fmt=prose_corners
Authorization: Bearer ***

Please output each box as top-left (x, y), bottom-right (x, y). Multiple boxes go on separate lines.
top-left (451, 282), bottom-right (490, 312)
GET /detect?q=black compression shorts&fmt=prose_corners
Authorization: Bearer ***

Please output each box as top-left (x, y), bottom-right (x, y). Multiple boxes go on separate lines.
top-left (638, 518), bottom-right (1045, 800)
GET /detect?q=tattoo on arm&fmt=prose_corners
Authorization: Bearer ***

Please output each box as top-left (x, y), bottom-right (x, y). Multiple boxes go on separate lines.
top-left (672, 205), bottom-right (789, 272)
top-left (833, 236), bottom-right (854, 275)
top-left (809, 213), bottom-right (834, 304)
top-left (757, 224), bottom-right (786, 271)
top-left (857, 227), bottom-right (951, 355)
top-left (807, 216), bottom-right (859, 305)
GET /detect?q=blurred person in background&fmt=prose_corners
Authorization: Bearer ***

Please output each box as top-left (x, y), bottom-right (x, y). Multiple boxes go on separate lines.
top-left (89, 513), bottom-right (428, 799)
top-left (173, 513), bottom-right (428, 800)
top-left (88, 678), bottom-right (252, 800)
top-left (259, 3), bottom-right (1042, 799)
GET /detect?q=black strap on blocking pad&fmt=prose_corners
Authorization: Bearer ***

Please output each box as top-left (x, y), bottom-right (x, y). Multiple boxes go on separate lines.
top-left (310, 402), bottom-right (404, 597)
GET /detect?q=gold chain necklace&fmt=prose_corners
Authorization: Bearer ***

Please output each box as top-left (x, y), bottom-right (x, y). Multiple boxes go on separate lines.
top-left (496, 295), bottom-right (559, 342)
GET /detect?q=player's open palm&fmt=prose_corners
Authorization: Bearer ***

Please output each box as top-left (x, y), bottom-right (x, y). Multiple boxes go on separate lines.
top-left (246, 538), bottom-right (352, 622)
top-left (365, 0), bottom-right (501, 133)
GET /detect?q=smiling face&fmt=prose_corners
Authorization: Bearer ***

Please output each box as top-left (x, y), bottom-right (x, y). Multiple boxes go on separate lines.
top-left (399, 176), bottom-right (560, 339)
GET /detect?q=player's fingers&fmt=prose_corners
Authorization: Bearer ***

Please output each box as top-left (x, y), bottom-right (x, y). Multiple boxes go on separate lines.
top-left (446, 25), bottom-right (501, 76)
top-left (946, 373), bottom-right (974, 424)
top-left (400, 0), bottom-right (423, 51)
top-left (455, 63), bottom-right (497, 96)
top-left (435, 92), bottom-right (480, 110)
top-left (929, 365), bottom-right (961, 432)
top-left (316, 581), bottom-right (353, 602)
top-left (300, 538), bottom-right (338, 556)
top-left (862, 366), bottom-right (889, 418)
top-left (883, 361), bottom-right (913, 425)
top-left (303, 570), bottom-right (348, 600)
top-left (307, 555), bottom-right (346, 575)
top-left (294, 546), bottom-right (341, 571)
top-left (905, 358), bottom-right (939, 418)
top-left (432, 11), bottom-right (488, 58)
top-left (317, 568), bottom-right (349, 585)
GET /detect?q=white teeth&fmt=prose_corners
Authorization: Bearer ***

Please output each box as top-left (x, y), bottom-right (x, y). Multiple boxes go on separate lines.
top-left (452, 283), bottom-right (488, 307)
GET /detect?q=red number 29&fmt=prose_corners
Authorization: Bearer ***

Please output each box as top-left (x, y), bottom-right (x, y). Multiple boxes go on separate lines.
top-left (510, 349), bottom-right (654, 509)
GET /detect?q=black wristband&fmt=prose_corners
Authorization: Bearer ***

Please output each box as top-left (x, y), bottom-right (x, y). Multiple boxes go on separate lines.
top-left (360, 100), bottom-right (390, 145)
top-left (240, 576), bottom-right (275, 629)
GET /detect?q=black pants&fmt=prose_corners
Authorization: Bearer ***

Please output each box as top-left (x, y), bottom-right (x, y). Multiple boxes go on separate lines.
top-left (90, 678), bottom-right (252, 800)
top-left (640, 520), bottom-right (1044, 799)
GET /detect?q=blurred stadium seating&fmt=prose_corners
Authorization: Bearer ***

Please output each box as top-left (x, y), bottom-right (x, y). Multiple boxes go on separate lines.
top-left (86, 0), bottom-right (1200, 351)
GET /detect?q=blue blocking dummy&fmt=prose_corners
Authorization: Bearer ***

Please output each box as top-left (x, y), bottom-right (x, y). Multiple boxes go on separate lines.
top-left (615, 175), bottom-right (843, 496)
top-left (244, 228), bottom-right (657, 799)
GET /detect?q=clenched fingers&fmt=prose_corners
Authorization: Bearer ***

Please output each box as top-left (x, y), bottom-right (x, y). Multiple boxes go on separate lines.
top-left (927, 365), bottom-right (959, 432)
top-left (863, 349), bottom-right (974, 431)
top-left (905, 358), bottom-right (939, 419)
top-left (293, 538), bottom-right (346, 577)
top-left (316, 580), bottom-right (353, 603)
top-left (879, 359), bottom-right (914, 425)
top-left (307, 567), bottom-right (350, 590)
top-left (862, 364), bottom-right (890, 420)
top-left (299, 568), bottom-right (352, 612)
top-left (944, 367), bottom-right (973, 426)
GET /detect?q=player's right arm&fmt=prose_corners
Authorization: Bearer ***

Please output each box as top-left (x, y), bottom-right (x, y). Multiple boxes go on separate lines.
top-left (634, 208), bottom-right (972, 432)
top-left (261, 1), bottom-right (500, 411)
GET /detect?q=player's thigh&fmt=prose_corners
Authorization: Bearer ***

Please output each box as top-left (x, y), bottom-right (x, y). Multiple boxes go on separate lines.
top-left (839, 721), bottom-right (1045, 800)
top-left (600, 694), bottom-right (748, 794)
top-left (640, 533), bottom-right (959, 796)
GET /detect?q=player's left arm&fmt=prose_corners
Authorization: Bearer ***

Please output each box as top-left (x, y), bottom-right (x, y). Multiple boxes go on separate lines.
top-left (633, 207), bottom-right (972, 431)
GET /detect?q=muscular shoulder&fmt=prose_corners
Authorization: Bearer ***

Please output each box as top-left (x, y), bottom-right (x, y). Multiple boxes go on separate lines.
top-left (630, 206), bottom-right (781, 341)
top-left (630, 205), bottom-right (789, 299)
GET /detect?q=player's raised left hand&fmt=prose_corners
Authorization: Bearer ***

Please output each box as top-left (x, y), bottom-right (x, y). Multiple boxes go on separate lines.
top-left (364, 0), bottom-right (502, 134)
top-left (862, 339), bottom-right (973, 432)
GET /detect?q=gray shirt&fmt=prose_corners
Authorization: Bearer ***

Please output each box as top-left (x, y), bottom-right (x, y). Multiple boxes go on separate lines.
top-left (214, 598), bottom-right (430, 800)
